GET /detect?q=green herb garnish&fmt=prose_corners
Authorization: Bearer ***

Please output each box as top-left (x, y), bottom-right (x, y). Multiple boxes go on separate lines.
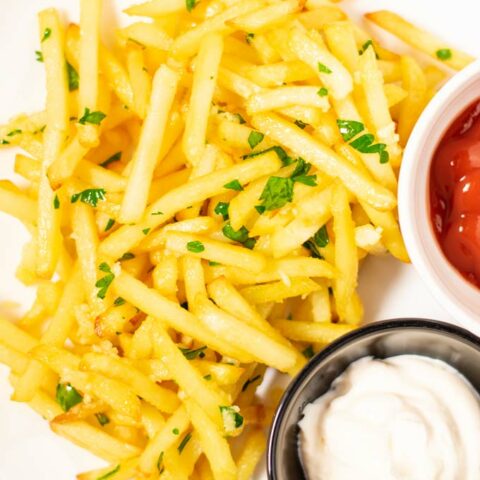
top-left (180, 345), bottom-right (207, 359)
top-left (302, 345), bottom-right (315, 358)
top-left (118, 252), bottom-right (135, 261)
top-left (214, 202), bottom-right (229, 220)
top-left (186, 0), bottom-right (197, 12)
top-left (222, 222), bottom-right (250, 244)
top-left (96, 263), bottom-right (115, 299)
top-left (105, 218), bottom-right (115, 232)
top-left (97, 465), bottom-right (120, 480)
top-left (318, 62), bottom-right (332, 74)
top-left (142, 228), bottom-right (151, 235)
top-left (42, 28), bottom-right (52, 42)
top-left (66, 62), bottom-right (79, 91)
top-left (246, 33), bottom-right (255, 44)
top-left (294, 119), bottom-right (307, 129)
top-left (95, 413), bottom-right (110, 426)
top-left (186, 241), bottom-right (205, 253)
top-left (157, 452), bottom-right (165, 474)
top-left (71, 188), bottom-right (106, 207)
top-left (241, 374), bottom-right (261, 392)
top-left (35, 50), bottom-right (43, 62)
top-left (178, 432), bottom-right (192, 453)
top-left (220, 405), bottom-right (244, 434)
top-left (53, 195), bottom-right (60, 209)
top-left (247, 131), bottom-right (264, 149)
top-left (113, 297), bottom-right (125, 306)
top-left (56, 383), bottom-right (83, 412)
top-left (436, 48), bottom-right (452, 61)
top-left (336, 119), bottom-right (365, 142)
top-left (243, 145), bottom-right (294, 166)
top-left (317, 87), bottom-right (328, 97)
top-left (224, 179), bottom-right (243, 191)
top-left (79, 107), bottom-right (106, 125)
top-left (100, 151), bottom-right (121, 168)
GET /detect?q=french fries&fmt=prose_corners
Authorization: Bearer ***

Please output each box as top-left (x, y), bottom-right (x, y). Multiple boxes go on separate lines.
top-left (0, 0), bottom-right (466, 478)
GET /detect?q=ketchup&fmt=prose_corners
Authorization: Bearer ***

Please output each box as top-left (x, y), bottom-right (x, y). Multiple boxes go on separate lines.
top-left (430, 100), bottom-right (480, 288)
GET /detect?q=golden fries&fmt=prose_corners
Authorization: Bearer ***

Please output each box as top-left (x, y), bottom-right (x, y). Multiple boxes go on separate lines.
top-left (0, 0), bottom-right (467, 477)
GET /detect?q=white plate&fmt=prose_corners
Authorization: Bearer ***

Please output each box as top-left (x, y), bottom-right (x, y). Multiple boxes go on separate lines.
top-left (0, 1), bottom-right (478, 478)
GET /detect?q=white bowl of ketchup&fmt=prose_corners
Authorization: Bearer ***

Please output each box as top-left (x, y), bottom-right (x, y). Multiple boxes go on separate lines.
top-left (399, 59), bottom-right (480, 330)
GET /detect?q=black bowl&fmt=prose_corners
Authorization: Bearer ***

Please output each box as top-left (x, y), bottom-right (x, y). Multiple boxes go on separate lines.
top-left (267, 318), bottom-right (480, 480)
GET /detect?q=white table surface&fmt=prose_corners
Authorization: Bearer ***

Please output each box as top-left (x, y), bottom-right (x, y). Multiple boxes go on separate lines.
top-left (1, 0), bottom-right (479, 478)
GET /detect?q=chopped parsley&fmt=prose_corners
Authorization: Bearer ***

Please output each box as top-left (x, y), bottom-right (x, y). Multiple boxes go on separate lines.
top-left (242, 374), bottom-right (261, 392)
top-left (436, 48), bottom-right (452, 61)
top-left (186, 241), bottom-right (205, 253)
top-left (294, 119), bottom-right (307, 129)
top-left (97, 465), bottom-right (120, 480)
top-left (358, 39), bottom-right (378, 58)
top-left (96, 263), bottom-right (115, 299)
top-left (113, 297), bottom-right (126, 306)
top-left (337, 119), bottom-right (365, 142)
top-left (313, 225), bottom-right (329, 247)
top-left (208, 261), bottom-right (221, 266)
top-left (7, 129), bottom-right (21, 137)
top-left (79, 107), bottom-right (106, 125)
top-left (151, 211), bottom-right (164, 216)
top-left (246, 33), bottom-right (255, 44)
top-left (224, 179), bottom-right (243, 191)
top-left (303, 225), bottom-right (329, 258)
top-left (258, 159), bottom-right (316, 211)
top-left (247, 131), bottom-right (264, 149)
top-left (185, 0), bottom-right (197, 12)
top-left (302, 345), bottom-right (315, 358)
top-left (118, 252), bottom-right (135, 261)
top-left (203, 374), bottom-right (212, 381)
top-left (234, 113), bottom-right (246, 124)
top-left (178, 432), bottom-right (192, 453)
top-left (243, 145), bottom-right (293, 166)
top-left (255, 205), bottom-right (266, 214)
top-left (0, 140), bottom-right (9, 145)
top-left (318, 62), bottom-right (332, 74)
top-left (95, 412), bottom-right (110, 426)
top-left (100, 151), bottom-right (121, 168)
top-left (41, 28), bottom-right (52, 42)
top-left (71, 188), bottom-right (106, 207)
top-left (35, 50), bottom-right (43, 62)
top-left (179, 345), bottom-right (207, 360)
top-left (56, 383), bottom-right (83, 412)
top-left (220, 405), bottom-right (244, 434)
top-left (172, 428), bottom-right (180, 435)
top-left (317, 87), bottom-right (328, 97)
top-left (105, 218), bottom-right (115, 232)
top-left (214, 202), bottom-right (229, 220)
top-left (222, 222), bottom-right (251, 243)
top-left (66, 62), bottom-right (79, 91)
top-left (157, 452), bottom-right (165, 474)
top-left (336, 119), bottom-right (389, 163)
top-left (53, 194), bottom-right (60, 209)
top-left (142, 228), bottom-right (151, 235)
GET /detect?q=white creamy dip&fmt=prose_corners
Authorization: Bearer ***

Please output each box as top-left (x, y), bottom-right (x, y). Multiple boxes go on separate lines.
top-left (298, 355), bottom-right (480, 480)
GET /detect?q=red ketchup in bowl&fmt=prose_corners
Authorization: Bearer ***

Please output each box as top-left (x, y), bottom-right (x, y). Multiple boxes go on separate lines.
top-left (430, 100), bottom-right (480, 288)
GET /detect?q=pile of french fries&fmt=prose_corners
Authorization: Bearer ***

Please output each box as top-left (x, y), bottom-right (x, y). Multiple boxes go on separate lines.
top-left (0, 0), bottom-right (473, 478)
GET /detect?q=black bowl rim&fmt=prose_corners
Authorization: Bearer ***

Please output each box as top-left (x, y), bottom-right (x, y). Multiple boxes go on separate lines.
top-left (267, 317), bottom-right (480, 479)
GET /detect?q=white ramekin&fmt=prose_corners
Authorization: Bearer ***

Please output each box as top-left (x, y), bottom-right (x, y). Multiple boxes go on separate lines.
top-left (398, 59), bottom-right (480, 331)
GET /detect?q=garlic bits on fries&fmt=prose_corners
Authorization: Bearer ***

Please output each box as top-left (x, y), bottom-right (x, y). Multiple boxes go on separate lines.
top-left (0, 0), bottom-right (473, 478)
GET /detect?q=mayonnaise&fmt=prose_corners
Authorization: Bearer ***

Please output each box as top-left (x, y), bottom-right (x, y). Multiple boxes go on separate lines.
top-left (298, 355), bottom-right (480, 480)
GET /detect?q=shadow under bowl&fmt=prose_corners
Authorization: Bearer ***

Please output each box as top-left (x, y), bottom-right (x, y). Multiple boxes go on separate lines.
top-left (267, 318), bottom-right (480, 480)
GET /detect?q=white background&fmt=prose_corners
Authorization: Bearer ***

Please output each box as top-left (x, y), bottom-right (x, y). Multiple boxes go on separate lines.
top-left (0, 0), bottom-right (479, 478)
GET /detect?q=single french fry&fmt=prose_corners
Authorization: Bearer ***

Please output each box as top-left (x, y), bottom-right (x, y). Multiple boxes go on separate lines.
top-left (228, 0), bottom-right (301, 32)
top-left (271, 319), bottom-right (355, 343)
top-left (119, 65), bottom-right (179, 223)
top-left (323, 21), bottom-right (359, 74)
top-left (246, 86), bottom-right (329, 115)
top-left (251, 113), bottom-right (396, 211)
top-left (78, 0), bottom-right (102, 147)
top-left (165, 231), bottom-right (267, 273)
top-left (236, 429), bottom-right (267, 480)
top-left (183, 34), bottom-right (223, 166)
top-left (193, 296), bottom-right (297, 372)
top-left (126, 42), bottom-right (152, 119)
top-left (365, 10), bottom-right (474, 70)
top-left (0, 182), bottom-right (37, 224)
top-left (119, 22), bottom-right (173, 50)
top-left (124, 0), bottom-right (185, 16)
top-left (330, 184), bottom-right (362, 324)
top-left (288, 29), bottom-right (353, 100)
top-left (398, 56), bottom-right (428, 147)
top-left (183, 397), bottom-right (237, 480)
